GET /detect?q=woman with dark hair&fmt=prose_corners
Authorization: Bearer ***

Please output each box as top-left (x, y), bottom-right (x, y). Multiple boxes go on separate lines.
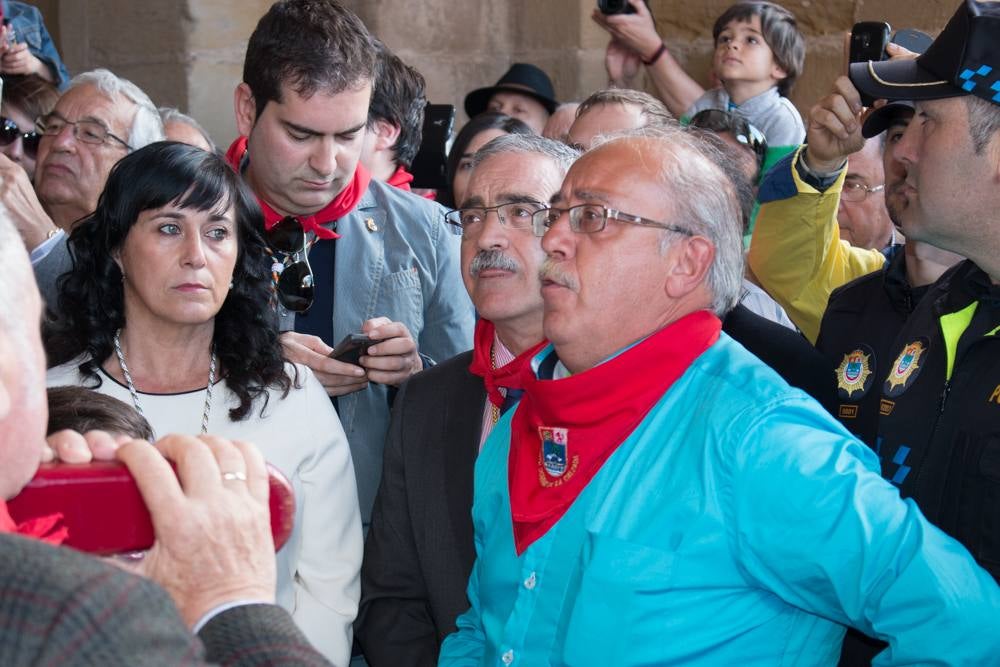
top-left (45, 141), bottom-right (361, 663)
top-left (442, 111), bottom-right (532, 207)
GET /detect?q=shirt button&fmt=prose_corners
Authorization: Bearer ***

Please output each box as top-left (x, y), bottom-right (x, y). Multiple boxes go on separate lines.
top-left (502, 649), bottom-right (514, 665)
top-left (523, 572), bottom-right (536, 590)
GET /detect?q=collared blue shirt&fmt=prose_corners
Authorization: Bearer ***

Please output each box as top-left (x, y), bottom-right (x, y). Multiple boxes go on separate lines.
top-left (440, 334), bottom-right (1000, 666)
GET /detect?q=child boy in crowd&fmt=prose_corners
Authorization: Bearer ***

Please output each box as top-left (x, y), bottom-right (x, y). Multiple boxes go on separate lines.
top-left (595, 1), bottom-right (806, 151)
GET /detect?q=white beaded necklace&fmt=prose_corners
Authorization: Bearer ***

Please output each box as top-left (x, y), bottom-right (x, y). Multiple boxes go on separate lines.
top-left (113, 329), bottom-right (217, 435)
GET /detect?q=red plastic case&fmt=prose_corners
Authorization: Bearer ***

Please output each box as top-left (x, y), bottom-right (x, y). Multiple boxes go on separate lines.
top-left (7, 461), bottom-right (295, 555)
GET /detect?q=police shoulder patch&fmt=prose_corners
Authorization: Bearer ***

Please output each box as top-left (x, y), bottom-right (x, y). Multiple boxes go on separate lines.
top-left (836, 344), bottom-right (875, 401)
top-left (883, 337), bottom-right (930, 398)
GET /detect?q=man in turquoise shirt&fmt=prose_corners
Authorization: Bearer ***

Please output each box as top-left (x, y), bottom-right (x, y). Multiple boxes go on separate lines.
top-left (439, 128), bottom-right (1000, 666)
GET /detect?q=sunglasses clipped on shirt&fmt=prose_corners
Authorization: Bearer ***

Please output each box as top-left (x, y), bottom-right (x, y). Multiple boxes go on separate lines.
top-left (266, 216), bottom-right (315, 313)
top-left (0, 116), bottom-right (41, 159)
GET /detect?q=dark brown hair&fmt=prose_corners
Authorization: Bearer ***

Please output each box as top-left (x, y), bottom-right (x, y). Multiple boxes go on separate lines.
top-left (47, 386), bottom-right (154, 440)
top-left (712, 2), bottom-right (805, 97)
top-left (243, 0), bottom-right (376, 119)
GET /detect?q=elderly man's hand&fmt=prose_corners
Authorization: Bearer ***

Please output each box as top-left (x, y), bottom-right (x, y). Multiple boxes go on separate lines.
top-left (280, 331), bottom-right (369, 397)
top-left (592, 0), bottom-right (662, 62)
top-left (119, 434), bottom-right (276, 629)
top-left (804, 76), bottom-right (867, 173)
top-left (0, 153), bottom-right (59, 250)
top-left (360, 317), bottom-right (422, 387)
top-left (42, 429), bottom-right (125, 464)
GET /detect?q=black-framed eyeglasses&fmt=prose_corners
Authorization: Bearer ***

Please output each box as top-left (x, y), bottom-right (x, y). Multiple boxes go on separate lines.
top-left (841, 180), bottom-right (885, 203)
top-left (0, 116), bottom-right (41, 159)
top-left (444, 201), bottom-right (546, 237)
top-left (531, 204), bottom-right (695, 238)
top-left (266, 216), bottom-right (314, 312)
top-left (688, 108), bottom-right (768, 171)
top-left (35, 111), bottom-right (132, 151)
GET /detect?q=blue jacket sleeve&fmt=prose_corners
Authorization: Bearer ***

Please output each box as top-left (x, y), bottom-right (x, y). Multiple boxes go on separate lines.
top-left (722, 395), bottom-right (1000, 665)
top-left (416, 203), bottom-right (474, 366)
top-left (6, 1), bottom-right (70, 88)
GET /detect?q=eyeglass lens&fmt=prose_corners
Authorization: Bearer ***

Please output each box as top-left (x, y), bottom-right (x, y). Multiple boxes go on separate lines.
top-left (0, 117), bottom-right (40, 158)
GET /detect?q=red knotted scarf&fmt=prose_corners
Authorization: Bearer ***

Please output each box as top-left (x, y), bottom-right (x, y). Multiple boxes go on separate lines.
top-left (225, 136), bottom-right (372, 239)
top-left (0, 499), bottom-right (67, 546)
top-left (467, 319), bottom-right (546, 408)
top-left (508, 310), bottom-right (721, 554)
top-left (386, 165), bottom-right (414, 192)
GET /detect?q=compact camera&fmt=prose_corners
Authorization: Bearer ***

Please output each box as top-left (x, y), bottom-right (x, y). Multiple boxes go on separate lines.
top-left (598, 0), bottom-right (638, 15)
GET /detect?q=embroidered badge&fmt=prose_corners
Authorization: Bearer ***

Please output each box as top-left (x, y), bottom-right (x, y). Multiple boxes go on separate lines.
top-left (540, 427), bottom-right (568, 476)
top-left (836, 345), bottom-right (875, 401)
top-left (537, 427), bottom-right (579, 486)
top-left (883, 337), bottom-right (929, 398)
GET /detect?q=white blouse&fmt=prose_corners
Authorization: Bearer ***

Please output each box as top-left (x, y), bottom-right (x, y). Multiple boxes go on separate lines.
top-left (47, 359), bottom-right (362, 664)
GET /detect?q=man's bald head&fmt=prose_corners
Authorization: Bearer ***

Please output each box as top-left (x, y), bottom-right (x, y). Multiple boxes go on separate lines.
top-left (0, 211), bottom-right (48, 499)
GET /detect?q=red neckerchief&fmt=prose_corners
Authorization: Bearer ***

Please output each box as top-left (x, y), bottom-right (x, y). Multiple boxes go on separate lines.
top-left (225, 136), bottom-right (372, 239)
top-left (0, 498), bottom-right (68, 546)
top-left (468, 319), bottom-right (546, 408)
top-left (386, 164), bottom-right (414, 191)
top-left (509, 310), bottom-right (721, 554)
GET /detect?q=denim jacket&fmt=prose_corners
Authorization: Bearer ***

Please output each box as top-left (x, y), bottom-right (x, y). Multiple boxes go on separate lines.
top-left (279, 179), bottom-right (475, 527)
top-left (2, 0), bottom-right (69, 88)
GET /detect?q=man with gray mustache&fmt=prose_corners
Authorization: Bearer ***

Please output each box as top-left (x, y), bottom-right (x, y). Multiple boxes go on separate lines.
top-left (356, 134), bottom-right (578, 666)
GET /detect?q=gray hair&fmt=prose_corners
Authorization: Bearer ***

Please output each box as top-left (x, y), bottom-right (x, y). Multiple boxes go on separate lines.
top-left (593, 127), bottom-right (745, 315)
top-left (158, 106), bottom-right (216, 152)
top-left (68, 69), bottom-right (165, 150)
top-left (965, 95), bottom-right (1000, 155)
top-left (470, 133), bottom-right (580, 173)
top-left (576, 88), bottom-right (674, 129)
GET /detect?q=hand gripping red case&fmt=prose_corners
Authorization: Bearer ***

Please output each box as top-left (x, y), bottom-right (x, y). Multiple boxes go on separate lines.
top-left (7, 461), bottom-right (295, 555)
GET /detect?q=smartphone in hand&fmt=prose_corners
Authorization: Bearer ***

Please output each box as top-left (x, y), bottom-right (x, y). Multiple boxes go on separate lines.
top-left (328, 333), bottom-right (373, 366)
top-left (850, 22), bottom-right (892, 106)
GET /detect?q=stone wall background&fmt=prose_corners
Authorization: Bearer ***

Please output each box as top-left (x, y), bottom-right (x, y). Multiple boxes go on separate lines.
top-left (30, 1), bottom-right (957, 145)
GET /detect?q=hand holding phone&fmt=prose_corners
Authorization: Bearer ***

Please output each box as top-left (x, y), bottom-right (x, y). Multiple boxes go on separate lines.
top-left (328, 333), bottom-right (373, 366)
top-left (849, 22), bottom-right (891, 106)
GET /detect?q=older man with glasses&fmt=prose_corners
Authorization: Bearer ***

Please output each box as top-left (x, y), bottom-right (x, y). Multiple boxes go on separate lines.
top-left (1, 67), bottom-right (164, 311)
top-left (357, 134), bottom-right (577, 666)
top-left (439, 127), bottom-right (1000, 666)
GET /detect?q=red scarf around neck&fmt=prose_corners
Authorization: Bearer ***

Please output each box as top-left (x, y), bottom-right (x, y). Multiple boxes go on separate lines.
top-left (0, 499), bottom-right (67, 546)
top-left (386, 164), bottom-right (414, 191)
top-left (225, 136), bottom-right (372, 239)
top-left (468, 319), bottom-right (546, 408)
top-left (509, 310), bottom-right (721, 554)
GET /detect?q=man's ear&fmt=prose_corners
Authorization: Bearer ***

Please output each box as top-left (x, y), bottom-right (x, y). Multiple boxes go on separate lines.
top-left (234, 83), bottom-right (258, 137)
top-left (370, 118), bottom-right (402, 153)
top-left (664, 236), bottom-right (715, 301)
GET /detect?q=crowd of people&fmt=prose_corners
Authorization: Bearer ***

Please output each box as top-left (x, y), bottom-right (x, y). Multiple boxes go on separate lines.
top-left (1, 0), bottom-right (1000, 665)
